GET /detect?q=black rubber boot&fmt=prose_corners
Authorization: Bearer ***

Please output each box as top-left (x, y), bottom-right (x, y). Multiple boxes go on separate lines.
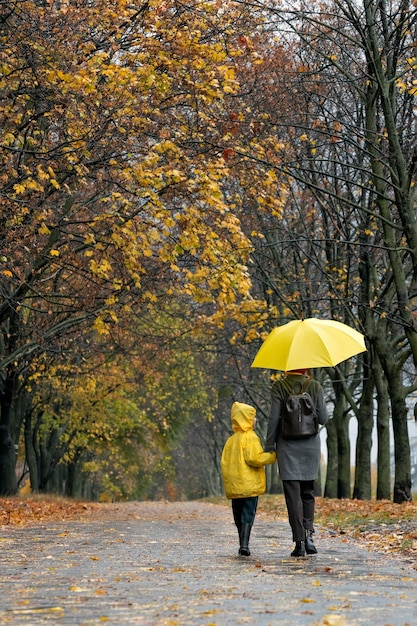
top-left (305, 529), bottom-right (317, 554)
top-left (239, 523), bottom-right (252, 556)
top-left (291, 541), bottom-right (306, 557)
top-left (236, 524), bottom-right (242, 554)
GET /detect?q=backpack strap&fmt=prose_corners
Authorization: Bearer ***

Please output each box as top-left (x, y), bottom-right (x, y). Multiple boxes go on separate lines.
top-left (282, 377), bottom-right (311, 395)
top-left (282, 378), bottom-right (293, 394)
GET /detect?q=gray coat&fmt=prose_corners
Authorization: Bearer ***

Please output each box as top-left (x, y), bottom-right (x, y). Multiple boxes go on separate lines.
top-left (265, 374), bottom-right (329, 481)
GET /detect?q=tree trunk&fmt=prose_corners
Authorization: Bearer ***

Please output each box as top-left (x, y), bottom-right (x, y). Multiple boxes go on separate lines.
top-left (0, 425), bottom-right (16, 495)
top-left (374, 359), bottom-right (391, 500)
top-left (0, 371), bottom-right (17, 495)
top-left (266, 462), bottom-right (282, 494)
top-left (330, 382), bottom-right (351, 498)
top-left (24, 409), bottom-right (39, 492)
top-left (337, 418), bottom-right (351, 499)
top-left (39, 428), bottom-right (60, 492)
top-left (324, 419), bottom-right (338, 498)
top-left (391, 390), bottom-right (412, 504)
top-left (67, 458), bottom-right (83, 498)
top-left (352, 367), bottom-right (374, 499)
top-left (47, 462), bottom-right (62, 495)
top-left (376, 340), bottom-right (412, 503)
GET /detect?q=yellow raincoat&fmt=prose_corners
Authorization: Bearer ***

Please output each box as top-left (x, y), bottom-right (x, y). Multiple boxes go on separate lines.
top-left (221, 402), bottom-right (276, 499)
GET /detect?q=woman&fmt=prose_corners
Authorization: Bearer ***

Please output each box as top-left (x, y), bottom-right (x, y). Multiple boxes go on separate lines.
top-left (265, 369), bottom-right (329, 557)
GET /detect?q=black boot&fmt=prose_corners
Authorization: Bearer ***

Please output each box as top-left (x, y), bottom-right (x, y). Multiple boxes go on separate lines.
top-left (236, 524), bottom-right (242, 554)
top-left (305, 529), bottom-right (317, 554)
top-left (291, 541), bottom-right (306, 557)
top-left (239, 523), bottom-right (252, 556)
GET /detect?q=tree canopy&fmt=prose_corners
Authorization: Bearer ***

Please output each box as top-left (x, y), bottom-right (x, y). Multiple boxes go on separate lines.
top-left (1, 0), bottom-right (416, 502)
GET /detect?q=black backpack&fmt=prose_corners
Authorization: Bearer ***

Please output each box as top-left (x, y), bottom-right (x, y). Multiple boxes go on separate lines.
top-left (280, 378), bottom-right (318, 440)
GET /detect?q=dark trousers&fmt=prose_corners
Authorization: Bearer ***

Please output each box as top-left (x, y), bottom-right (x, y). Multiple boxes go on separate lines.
top-left (282, 480), bottom-right (315, 542)
top-left (232, 496), bottom-right (258, 529)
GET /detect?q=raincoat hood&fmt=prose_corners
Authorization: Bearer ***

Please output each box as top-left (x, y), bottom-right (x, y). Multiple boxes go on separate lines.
top-left (231, 402), bottom-right (256, 432)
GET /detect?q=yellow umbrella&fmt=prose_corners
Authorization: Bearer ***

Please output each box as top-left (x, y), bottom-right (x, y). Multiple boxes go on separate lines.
top-left (251, 318), bottom-right (367, 371)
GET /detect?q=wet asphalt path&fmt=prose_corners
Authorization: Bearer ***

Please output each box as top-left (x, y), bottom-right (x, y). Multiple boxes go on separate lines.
top-left (0, 501), bottom-right (416, 625)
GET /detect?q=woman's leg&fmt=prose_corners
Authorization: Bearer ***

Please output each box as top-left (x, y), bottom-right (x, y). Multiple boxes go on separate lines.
top-left (300, 480), bottom-right (318, 554)
top-left (282, 480), bottom-right (304, 541)
top-left (300, 480), bottom-right (315, 530)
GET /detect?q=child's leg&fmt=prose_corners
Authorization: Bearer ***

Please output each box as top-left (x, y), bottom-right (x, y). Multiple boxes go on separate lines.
top-left (241, 496), bottom-right (258, 525)
top-left (232, 499), bottom-right (244, 554)
top-left (232, 498), bottom-right (243, 531)
top-left (239, 497), bottom-right (258, 556)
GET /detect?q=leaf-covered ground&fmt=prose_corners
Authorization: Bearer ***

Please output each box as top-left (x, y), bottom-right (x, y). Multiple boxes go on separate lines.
top-left (208, 494), bottom-right (417, 562)
top-left (1, 494), bottom-right (416, 563)
top-left (259, 494), bottom-right (417, 562)
top-left (0, 496), bottom-right (100, 526)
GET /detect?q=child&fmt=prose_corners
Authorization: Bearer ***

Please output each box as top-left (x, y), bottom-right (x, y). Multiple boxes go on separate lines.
top-left (221, 401), bottom-right (276, 556)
